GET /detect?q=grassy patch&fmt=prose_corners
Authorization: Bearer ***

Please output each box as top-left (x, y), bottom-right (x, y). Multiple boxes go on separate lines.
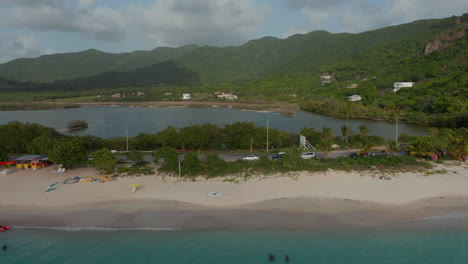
top-left (425, 169), bottom-right (449, 176)
top-left (117, 162), bottom-right (154, 176)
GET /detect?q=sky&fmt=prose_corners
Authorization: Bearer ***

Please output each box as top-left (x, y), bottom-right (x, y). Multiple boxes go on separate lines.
top-left (0, 0), bottom-right (467, 63)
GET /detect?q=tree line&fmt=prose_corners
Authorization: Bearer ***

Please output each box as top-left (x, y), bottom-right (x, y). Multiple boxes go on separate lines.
top-left (1, 122), bottom-right (466, 168)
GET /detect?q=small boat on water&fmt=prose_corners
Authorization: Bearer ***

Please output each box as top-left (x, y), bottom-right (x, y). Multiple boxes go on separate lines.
top-left (0, 225), bottom-right (11, 232)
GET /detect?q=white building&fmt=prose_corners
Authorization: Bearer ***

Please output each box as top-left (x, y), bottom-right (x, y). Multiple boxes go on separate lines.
top-left (393, 82), bottom-right (414, 92)
top-left (348, 95), bottom-right (362, 101)
top-left (321, 75), bottom-right (332, 85)
top-left (215, 92), bottom-right (237, 101)
top-left (182, 93), bottom-right (191, 100)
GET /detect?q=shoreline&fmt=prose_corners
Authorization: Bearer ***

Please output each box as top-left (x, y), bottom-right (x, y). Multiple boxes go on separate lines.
top-left (3, 196), bottom-right (468, 230)
top-left (1, 162), bottom-right (468, 229)
top-left (0, 100), bottom-right (437, 127)
top-left (0, 100), bottom-right (302, 115)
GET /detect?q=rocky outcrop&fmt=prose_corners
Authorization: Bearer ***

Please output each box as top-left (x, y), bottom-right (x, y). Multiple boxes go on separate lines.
top-left (424, 22), bottom-right (467, 54)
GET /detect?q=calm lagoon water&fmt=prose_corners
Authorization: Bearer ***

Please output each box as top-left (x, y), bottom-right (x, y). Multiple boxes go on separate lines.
top-left (1, 226), bottom-right (468, 264)
top-left (0, 107), bottom-right (427, 140)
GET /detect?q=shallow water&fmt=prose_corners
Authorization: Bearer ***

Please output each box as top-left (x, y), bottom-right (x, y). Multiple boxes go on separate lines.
top-left (1, 225), bottom-right (468, 264)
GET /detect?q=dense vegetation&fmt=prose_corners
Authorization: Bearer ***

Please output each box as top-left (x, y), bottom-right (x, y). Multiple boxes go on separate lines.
top-left (1, 122), bottom-right (466, 175)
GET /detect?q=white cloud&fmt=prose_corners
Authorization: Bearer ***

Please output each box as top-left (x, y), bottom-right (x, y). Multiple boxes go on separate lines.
top-left (124, 0), bottom-right (262, 48)
top-left (77, 0), bottom-right (95, 10)
top-left (0, 34), bottom-right (41, 62)
top-left (284, 0), bottom-right (468, 33)
top-left (2, 0), bottom-right (263, 46)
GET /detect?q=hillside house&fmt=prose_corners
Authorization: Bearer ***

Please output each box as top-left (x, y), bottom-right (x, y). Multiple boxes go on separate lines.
top-left (393, 82), bottom-right (414, 92)
top-left (111, 93), bottom-right (122, 98)
top-left (347, 83), bottom-right (358, 88)
top-left (348, 95), bottom-right (362, 101)
top-left (215, 92), bottom-right (238, 101)
top-left (182, 93), bottom-right (191, 100)
top-left (320, 75), bottom-right (333, 85)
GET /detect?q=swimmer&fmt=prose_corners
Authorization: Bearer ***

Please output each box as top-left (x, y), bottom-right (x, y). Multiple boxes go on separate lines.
top-left (2, 245), bottom-right (7, 251)
top-left (268, 253), bottom-right (275, 261)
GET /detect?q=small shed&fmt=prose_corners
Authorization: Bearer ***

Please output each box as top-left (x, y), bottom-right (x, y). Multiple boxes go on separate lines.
top-left (182, 94), bottom-right (191, 100)
top-left (13, 155), bottom-right (50, 169)
top-left (393, 82), bottom-right (414, 92)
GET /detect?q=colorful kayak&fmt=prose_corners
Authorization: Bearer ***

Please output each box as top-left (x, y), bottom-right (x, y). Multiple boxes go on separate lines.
top-left (0, 225), bottom-right (11, 232)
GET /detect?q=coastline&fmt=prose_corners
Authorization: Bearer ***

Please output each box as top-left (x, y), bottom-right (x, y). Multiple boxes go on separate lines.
top-left (3, 197), bottom-right (468, 230)
top-left (1, 162), bottom-right (468, 230)
top-left (1, 100), bottom-right (302, 115)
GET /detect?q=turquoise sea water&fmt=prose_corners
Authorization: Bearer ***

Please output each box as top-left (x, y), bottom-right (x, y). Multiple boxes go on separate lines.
top-left (1, 226), bottom-right (468, 264)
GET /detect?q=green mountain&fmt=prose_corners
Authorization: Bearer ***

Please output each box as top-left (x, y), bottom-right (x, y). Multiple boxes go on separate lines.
top-left (0, 17), bottom-right (449, 85)
top-left (0, 44), bottom-right (199, 83)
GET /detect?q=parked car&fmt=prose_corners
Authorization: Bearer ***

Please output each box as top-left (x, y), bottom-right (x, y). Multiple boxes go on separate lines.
top-left (242, 155), bottom-right (259, 161)
top-left (370, 150), bottom-right (388, 157)
top-left (272, 152), bottom-right (286, 160)
top-left (301, 152), bottom-right (315, 159)
top-left (350, 152), bottom-right (367, 158)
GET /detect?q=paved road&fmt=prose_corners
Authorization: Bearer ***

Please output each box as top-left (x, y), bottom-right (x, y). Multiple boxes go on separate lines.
top-left (118, 150), bottom-right (374, 163)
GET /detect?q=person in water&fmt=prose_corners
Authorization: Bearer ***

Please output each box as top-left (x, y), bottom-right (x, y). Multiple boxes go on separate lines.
top-left (268, 253), bottom-right (275, 261)
top-left (2, 245), bottom-right (7, 251)
top-left (285, 254), bottom-right (290, 262)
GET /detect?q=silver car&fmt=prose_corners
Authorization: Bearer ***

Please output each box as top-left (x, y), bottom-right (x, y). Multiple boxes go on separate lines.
top-left (242, 155), bottom-right (259, 161)
top-left (301, 152), bottom-right (316, 159)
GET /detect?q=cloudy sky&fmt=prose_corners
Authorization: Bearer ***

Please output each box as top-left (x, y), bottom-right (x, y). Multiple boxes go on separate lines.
top-left (0, 0), bottom-right (467, 63)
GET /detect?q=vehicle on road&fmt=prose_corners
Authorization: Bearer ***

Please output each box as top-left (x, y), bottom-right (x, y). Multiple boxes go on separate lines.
top-left (242, 155), bottom-right (259, 161)
top-left (370, 150), bottom-right (388, 156)
top-left (272, 152), bottom-right (286, 160)
top-left (301, 152), bottom-right (315, 159)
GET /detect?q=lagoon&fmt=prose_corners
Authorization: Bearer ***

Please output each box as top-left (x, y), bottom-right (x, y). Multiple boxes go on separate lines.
top-left (0, 107), bottom-right (427, 140)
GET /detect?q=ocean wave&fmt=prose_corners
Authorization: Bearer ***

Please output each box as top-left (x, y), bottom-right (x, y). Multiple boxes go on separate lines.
top-left (412, 212), bottom-right (468, 222)
top-left (11, 226), bottom-right (182, 232)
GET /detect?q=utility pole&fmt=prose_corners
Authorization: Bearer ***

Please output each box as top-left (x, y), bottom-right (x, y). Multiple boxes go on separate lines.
top-left (125, 120), bottom-right (129, 152)
top-left (178, 161), bottom-right (181, 178)
top-left (395, 115), bottom-right (399, 143)
top-left (266, 115), bottom-right (269, 152)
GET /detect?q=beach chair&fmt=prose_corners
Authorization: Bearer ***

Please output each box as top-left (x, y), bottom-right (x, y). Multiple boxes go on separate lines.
top-left (131, 187), bottom-right (137, 193)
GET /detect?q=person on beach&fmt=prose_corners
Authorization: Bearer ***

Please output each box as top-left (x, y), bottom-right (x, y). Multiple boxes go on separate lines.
top-left (268, 253), bottom-right (275, 261)
top-left (285, 254), bottom-right (290, 262)
top-left (2, 245), bottom-right (7, 251)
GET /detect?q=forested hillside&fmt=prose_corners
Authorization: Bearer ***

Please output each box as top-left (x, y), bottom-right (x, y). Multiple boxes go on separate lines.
top-left (0, 44), bottom-right (199, 82)
top-left (0, 17), bottom-right (446, 84)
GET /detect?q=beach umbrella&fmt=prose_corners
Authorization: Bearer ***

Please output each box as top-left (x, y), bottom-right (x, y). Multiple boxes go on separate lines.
top-left (129, 183), bottom-right (141, 193)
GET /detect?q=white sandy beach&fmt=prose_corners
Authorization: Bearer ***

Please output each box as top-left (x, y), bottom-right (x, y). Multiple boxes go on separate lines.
top-left (1, 162), bottom-right (468, 229)
top-left (1, 162), bottom-right (467, 208)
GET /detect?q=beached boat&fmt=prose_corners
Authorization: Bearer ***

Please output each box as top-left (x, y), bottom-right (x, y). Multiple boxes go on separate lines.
top-left (0, 225), bottom-right (11, 232)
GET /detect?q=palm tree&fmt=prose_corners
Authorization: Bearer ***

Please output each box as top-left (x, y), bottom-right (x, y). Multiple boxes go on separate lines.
top-left (358, 124), bottom-right (370, 138)
top-left (386, 140), bottom-right (398, 154)
top-left (322, 126), bottom-right (334, 140)
top-left (359, 136), bottom-right (374, 156)
top-left (341, 125), bottom-right (353, 145)
top-left (318, 138), bottom-right (333, 160)
top-left (409, 136), bottom-right (437, 158)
